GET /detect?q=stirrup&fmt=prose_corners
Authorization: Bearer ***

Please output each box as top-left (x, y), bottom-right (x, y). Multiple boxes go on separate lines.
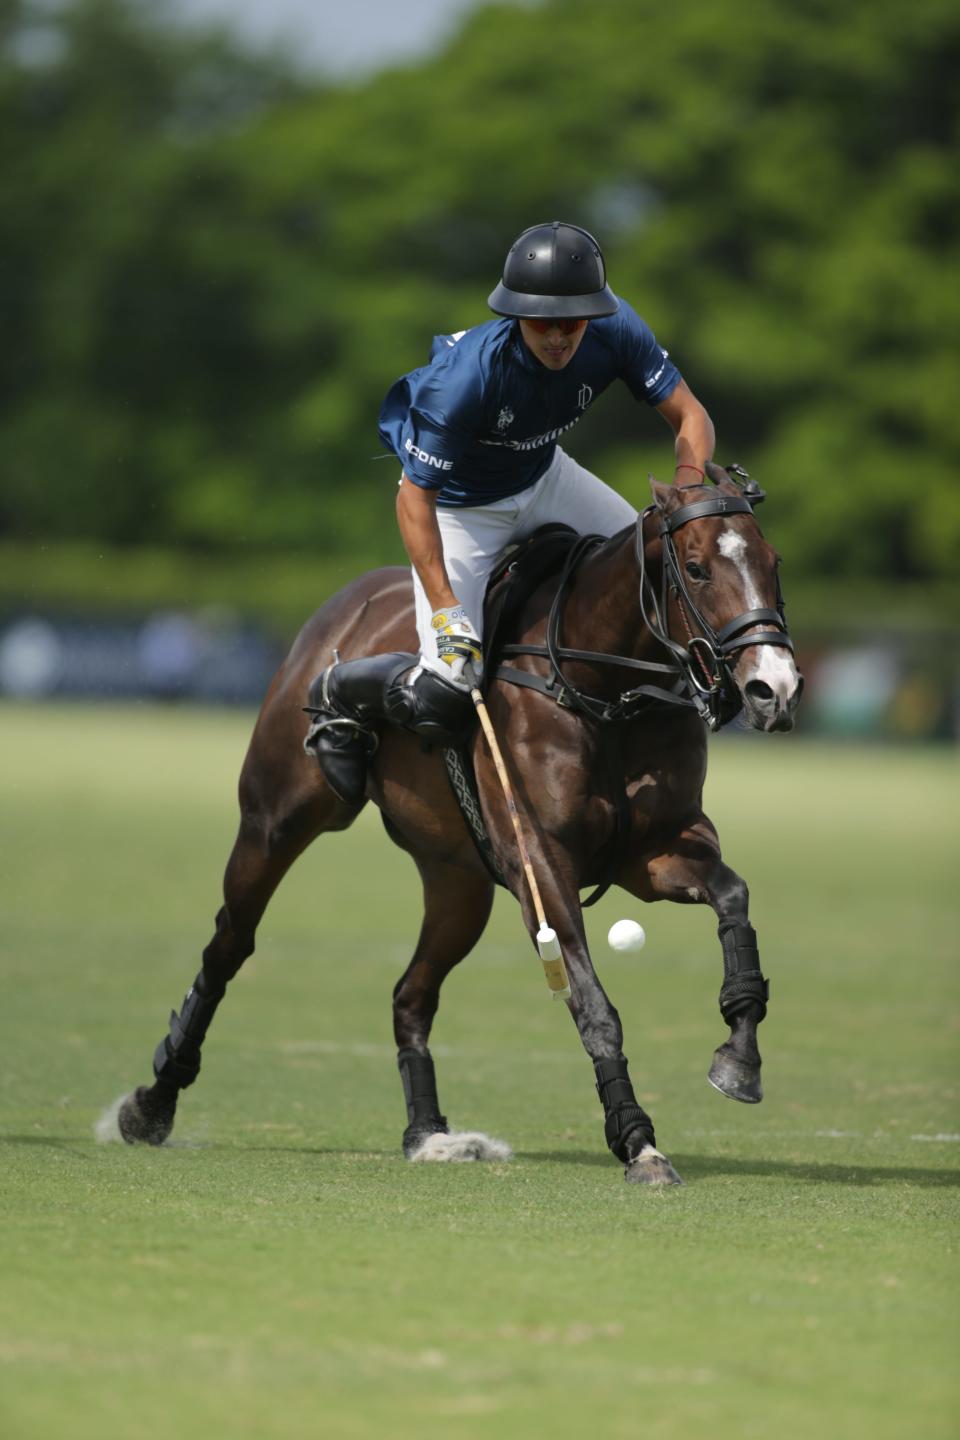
top-left (303, 712), bottom-right (379, 756)
top-left (303, 651), bottom-right (378, 757)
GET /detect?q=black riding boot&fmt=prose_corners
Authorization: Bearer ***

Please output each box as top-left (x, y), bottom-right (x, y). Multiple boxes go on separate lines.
top-left (304, 652), bottom-right (413, 807)
top-left (304, 653), bottom-right (476, 805)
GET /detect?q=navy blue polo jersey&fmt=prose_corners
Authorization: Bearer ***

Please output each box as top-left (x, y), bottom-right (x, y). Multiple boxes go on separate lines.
top-left (377, 295), bottom-right (681, 507)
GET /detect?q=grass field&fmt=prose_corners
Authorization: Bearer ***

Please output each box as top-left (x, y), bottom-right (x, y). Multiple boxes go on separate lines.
top-left (1, 702), bottom-right (958, 1440)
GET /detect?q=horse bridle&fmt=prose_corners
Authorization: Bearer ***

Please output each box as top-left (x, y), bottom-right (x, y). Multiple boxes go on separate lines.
top-left (640, 487), bottom-right (794, 728)
top-left (495, 474), bottom-right (795, 731)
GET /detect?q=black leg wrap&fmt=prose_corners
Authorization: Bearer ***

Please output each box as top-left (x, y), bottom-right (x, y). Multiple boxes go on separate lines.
top-left (718, 922), bottom-right (769, 1024)
top-left (594, 1057), bottom-right (655, 1162)
top-left (398, 1047), bottom-right (448, 1156)
top-left (152, 972), bottom-right (226, 1091)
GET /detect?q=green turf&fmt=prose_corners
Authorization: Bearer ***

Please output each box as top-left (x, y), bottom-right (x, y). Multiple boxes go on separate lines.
top-left (1, 703), bottom-right (958, 1440)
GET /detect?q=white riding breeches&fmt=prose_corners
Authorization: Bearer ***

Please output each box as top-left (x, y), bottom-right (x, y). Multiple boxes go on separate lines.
top-left (410, 447), bottom-right (638, 680)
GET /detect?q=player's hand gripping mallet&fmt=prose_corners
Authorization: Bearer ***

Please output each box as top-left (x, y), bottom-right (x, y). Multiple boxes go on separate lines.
top-left (464, 665), bottom-right (570, 1000)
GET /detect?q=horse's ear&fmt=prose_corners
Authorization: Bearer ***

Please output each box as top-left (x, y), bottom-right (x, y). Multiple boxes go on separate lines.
top-left (705, 461), bottom-right (740, 496)
top-left (648, 474), bottom-right (679, 512)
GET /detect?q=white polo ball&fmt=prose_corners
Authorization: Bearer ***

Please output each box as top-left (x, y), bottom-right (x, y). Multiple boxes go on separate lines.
top-left (607, 919), bottom-right (646, 953)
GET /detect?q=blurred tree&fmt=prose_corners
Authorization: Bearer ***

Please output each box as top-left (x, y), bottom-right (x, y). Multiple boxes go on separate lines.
top-left (0, 0), bottom-right (957, 582)
top-left (0, 0), bottom-right (308, 543)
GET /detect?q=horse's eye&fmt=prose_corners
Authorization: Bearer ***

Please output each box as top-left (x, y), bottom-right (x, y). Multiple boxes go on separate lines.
top-left (685, 561), bottom-right (708, 582)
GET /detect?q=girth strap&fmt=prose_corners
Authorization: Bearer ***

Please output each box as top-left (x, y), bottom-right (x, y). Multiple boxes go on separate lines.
top-left (441, 745), bottom-right (507, 889)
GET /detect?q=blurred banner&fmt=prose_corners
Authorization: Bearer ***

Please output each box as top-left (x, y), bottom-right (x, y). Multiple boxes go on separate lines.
top-left (0, 607), bottom-right (955, 743)
top-left (0, 609), bottom-right (282, 705)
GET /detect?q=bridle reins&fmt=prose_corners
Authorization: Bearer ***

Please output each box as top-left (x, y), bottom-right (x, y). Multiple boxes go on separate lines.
top-left (495, 482), bottom-right (795, 731)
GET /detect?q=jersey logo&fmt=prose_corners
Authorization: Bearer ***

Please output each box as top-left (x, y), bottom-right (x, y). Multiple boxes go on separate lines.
top-left (577, 384), bottom-right (593, 410)
top-left (479, 414), bottom-right (583, 452)
top-left (644, 349), bottom-right (669, 389)
top-left (445, 330), bottom-right (467, 347)
top-left (404, 437), bottom-right (453, 471)
top-left (495, 406), bottom-right (515, 433)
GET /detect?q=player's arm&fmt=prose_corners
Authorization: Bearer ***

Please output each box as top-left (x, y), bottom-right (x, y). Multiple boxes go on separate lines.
top-left (396, 475), bottom-right (459, 611)
top-left (397, 475), bottom-right (481, 680)
top-left (655, 378), bottom-right (715, 486)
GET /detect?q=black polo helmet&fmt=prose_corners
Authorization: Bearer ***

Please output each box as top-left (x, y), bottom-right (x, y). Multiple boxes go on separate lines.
top-left (488, 221), bottom-right (618, 320)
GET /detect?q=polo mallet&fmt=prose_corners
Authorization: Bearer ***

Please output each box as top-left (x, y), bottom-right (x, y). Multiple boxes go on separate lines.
top-left (463, 664), bottom-right (571, 1001)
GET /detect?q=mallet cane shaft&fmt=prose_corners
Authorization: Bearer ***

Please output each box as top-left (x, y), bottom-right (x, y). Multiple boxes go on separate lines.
top-left (465, 667), bottom-right (571, 1001)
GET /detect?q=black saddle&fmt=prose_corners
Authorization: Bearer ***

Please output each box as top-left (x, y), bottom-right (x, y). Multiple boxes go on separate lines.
top-left (480, 523), bottom-right (581, 684)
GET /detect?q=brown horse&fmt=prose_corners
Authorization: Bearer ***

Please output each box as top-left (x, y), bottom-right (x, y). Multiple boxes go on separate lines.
top-left (117, 464), bottom-right (802, 1186)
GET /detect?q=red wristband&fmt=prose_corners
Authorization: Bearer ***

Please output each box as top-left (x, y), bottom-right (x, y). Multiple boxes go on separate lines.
top-left (676, 464), bottom-right (704, 480)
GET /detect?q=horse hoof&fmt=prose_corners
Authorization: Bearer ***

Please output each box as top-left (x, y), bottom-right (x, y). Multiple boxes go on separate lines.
top-left (402, 1121), bottom-right (449, 1160)
top-left (625, 1150), bottom-right (684, 1187)
top-left (117, 1086), bottom-right (177, 1146)
top-left (708, 1047), bottom-right (763, 1104)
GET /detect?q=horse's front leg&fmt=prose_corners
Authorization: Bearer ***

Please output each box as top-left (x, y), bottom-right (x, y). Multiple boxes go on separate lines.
top-left (618, 816), bottom-right (767, 1104)
top-left (511, 850), bottom-right (683, 1187)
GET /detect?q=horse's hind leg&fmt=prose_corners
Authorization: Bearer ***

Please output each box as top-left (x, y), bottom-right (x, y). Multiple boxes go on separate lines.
top-left (619, 817), bottom-right (767, 1104)
top-left (118, 782), bottom-right (333, 1144)
top-left (391, 857), bottom-right (494, 1158)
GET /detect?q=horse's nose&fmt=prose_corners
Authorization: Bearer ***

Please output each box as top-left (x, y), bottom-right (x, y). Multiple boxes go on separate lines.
top-left (744, 679), bottom-right (775, 708)
top-left (744, 678), bottom-right (780, 727)
top-left (744, 673), bottom-right (804, 730)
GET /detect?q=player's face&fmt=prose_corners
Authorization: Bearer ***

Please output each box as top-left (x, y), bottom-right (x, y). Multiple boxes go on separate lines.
top-left (519, 317), bottom-right (588, 370)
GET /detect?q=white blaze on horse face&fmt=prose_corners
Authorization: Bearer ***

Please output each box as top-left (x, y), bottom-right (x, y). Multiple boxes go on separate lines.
top-left (717, 527), bottom-right (799, 699)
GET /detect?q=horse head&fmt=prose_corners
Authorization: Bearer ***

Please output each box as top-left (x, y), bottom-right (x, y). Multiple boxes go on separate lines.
top-left (648, 464), bottom-right (803, 732)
